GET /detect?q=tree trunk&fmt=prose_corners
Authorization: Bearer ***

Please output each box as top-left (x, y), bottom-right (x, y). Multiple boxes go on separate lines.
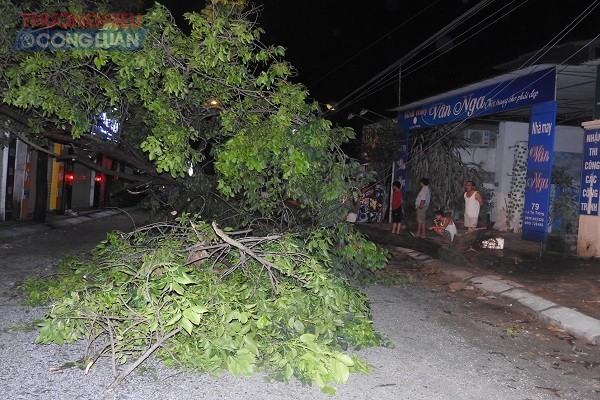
top-left (33, 151), bottom-right (48, 223)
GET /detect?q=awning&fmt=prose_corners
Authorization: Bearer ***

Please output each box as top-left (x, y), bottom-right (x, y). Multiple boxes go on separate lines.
top-left (390, 61), bottom-right (599, 127)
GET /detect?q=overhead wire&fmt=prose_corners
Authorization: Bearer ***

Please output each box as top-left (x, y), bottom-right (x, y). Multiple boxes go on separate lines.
top-left (324, 0), bottom-right (496, 117)
top-left (428, 0), bottom-right (600, 136)
top-left (348, 0), bottom-right (528, 108)
top-left (341, 0), bottom-right (597, 115)
top-left (369, 0), bottom-right (600, 189)
top-left (309, 0), bottom-right (442, 88)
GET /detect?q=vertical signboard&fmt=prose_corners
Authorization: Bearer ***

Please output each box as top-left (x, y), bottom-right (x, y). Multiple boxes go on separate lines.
top-left (393, 130), bottom-right (409, 190)
top-left (579, 129), bottom-right (600, 216)
top-left (389, 130), bottom-right (409, 223)
top-left (522, 101), bottom-right (556, 242)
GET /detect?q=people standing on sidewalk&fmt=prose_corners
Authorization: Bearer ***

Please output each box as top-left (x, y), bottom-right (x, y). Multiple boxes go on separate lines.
top-left (428, 209), bottom-right (457, 243)
top-left (415, 178), bottom-right (430, 238)
top-left (391, 181), bottom-right (404, 235)
top-left (463, 180), bottom-right (484, 233)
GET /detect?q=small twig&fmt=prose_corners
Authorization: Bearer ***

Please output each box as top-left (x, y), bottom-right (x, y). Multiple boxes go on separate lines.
top-left (221, 251), bottom-right (246, 280)
top-left (212, 222), bottom-right (280, 292)
top-left (106, 317), bottom-right (118, 377)
top-left (105, 328), bottom-right (182, 393)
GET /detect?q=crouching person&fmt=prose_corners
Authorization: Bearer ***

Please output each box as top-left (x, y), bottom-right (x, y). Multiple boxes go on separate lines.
top-left (428, 210), bottom-right (457, 243)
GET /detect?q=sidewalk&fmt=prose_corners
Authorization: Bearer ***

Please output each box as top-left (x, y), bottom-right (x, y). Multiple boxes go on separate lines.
top-left (356, 222), bottom-right (600, 345)
top-left (0, 208), bottom-right (130, 239)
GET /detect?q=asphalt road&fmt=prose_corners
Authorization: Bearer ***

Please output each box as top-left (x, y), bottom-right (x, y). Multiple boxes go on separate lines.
top-left (1, 211), bottom-right (598, 399)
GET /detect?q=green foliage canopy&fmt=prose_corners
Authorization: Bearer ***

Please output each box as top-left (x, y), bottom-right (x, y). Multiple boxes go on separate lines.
top-left (1, 0), bottom-right (366, 224)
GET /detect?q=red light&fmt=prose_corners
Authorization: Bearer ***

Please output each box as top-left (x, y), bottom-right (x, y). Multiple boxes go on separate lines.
top-left (65, 173), bottom-right (74, 182)
top-left (95, 175), bottom-right (102, 182)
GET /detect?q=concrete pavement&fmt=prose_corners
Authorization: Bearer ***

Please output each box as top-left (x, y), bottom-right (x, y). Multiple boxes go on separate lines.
top-left (394, 246), bottom-right (600, 345)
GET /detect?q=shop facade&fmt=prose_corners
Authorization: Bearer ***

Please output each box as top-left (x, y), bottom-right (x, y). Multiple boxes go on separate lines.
top-left (391, 62), bottom-right (599, 253)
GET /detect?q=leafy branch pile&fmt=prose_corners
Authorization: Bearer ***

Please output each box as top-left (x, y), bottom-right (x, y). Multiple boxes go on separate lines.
top-left (24, 217), bottom-right (389, 395)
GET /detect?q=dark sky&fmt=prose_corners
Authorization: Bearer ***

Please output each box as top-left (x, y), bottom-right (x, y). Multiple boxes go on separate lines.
top-left (159, 0), bottom-right (599, 129)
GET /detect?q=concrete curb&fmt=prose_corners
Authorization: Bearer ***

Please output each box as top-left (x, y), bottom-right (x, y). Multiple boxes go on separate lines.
top-left (0, 209), bottom-right (125, 239)
top-left (394, 246), bottom-right (600, 345)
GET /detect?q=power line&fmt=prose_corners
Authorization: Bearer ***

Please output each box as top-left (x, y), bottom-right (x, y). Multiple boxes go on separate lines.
top-left (309, 0), bottom-right (441, 88)
top-left (347, 0), bottom-right (528, 108)
top-left (323, 0), bottom-right (496, 117)
top-left (368, 0), bottom-right (600, 189)
top-left (343, 0), bottom-right (598, 116)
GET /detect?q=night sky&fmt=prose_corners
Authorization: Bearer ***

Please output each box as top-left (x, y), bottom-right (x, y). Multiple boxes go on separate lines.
top-left (159, 0), bottom-right (599, 130)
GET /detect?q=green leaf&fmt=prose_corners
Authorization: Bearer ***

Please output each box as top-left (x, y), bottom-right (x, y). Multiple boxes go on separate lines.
top-left (243, 336), bottom-right (259, 356)
top-left (173, 272), bottom-right (195, 285)
top-left (333, 352), bottom-right (354, 367)
top-left (321, 386), bottom-right (337, 395)
top-left (165, 311), bottom-right (182, 327)
top-left (180, 317), bottom-right (194, 335)
top-left (299, 333), bottom-right (315, 343)
top-left (171, 282), bottom-right (185, 295)
top-left (284, 363), bottom-right (294, 380)
top-left (256, 315), bottom-right (271, 329)
top-left (191, 305), bottom-right (209, 314)
top-left (330, 359), bottom-right (350, 383)
top-left (183, 308), bottom-right (202, 325)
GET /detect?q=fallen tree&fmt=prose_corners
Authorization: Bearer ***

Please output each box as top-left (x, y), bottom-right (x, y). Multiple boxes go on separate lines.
top-left (8, 1), bottom-right (392, 394)
top-left (1, 0), bottom-right (368, 226)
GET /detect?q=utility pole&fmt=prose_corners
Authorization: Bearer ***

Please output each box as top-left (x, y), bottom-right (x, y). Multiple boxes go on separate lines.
top-left (398, 62), bottom-right (402, 107)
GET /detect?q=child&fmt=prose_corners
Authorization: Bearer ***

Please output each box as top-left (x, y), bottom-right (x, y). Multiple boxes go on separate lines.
top-left (428, 209), bottom-right (457, 243)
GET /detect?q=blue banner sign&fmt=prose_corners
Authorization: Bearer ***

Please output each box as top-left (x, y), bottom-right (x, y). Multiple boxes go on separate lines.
top-left (399, 67), bottom-right (556, 131)
top-left (579, 129), bottom-right (600, 216)
top-left (522, 101), bottom-right (556, 242)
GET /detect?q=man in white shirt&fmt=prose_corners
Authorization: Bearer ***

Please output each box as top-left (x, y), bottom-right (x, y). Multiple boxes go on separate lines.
top-left (463, 180), bottom-right (484, 233)
top-left (415, 178), bottom-right (431, 238)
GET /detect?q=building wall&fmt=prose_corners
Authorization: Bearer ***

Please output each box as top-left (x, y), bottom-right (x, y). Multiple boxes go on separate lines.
top-left (49, 144), bottom-right (67, 211)
top-left (1, 138), bottom-right (100, 220)
top-left (70, 162), bottom-right (94, 210)
top-left (0, 142), bottom-right (6, 221)
top-left (13, 140), bottom-right (27, 218)
top-left (492, 121), bottom-right (583, 231)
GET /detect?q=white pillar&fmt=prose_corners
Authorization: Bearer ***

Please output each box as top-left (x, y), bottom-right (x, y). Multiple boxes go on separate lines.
top-left (577, 120), bottom-right (600, 258)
